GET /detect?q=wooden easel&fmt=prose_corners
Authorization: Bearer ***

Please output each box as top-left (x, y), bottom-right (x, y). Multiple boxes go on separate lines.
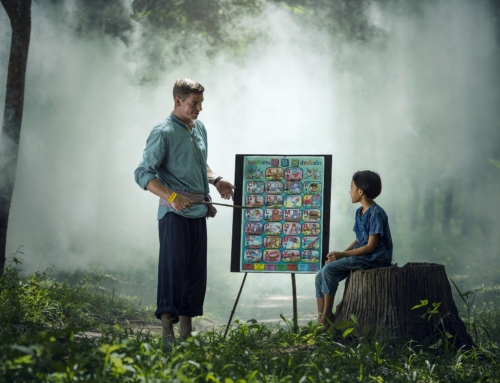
top-left (223, 272), bottom-right (299, 338)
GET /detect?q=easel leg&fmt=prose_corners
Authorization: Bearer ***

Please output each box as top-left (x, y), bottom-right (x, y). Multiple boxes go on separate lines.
top-left (224, 272), bottom-right (248, 339)
top-left (291, 273), bottom-right (298, 333)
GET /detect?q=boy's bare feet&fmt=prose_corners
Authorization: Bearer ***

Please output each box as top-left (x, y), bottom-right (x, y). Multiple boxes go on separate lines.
top-left (319, 312), bottom-right (335, 331)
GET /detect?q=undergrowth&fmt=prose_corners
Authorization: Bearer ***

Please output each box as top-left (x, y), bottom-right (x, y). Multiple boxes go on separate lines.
top-left (1, 255), bottom-right (499, 382)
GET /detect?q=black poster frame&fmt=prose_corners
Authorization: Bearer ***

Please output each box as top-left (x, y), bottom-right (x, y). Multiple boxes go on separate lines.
top-left (230, 154), bottom-right (332, 273)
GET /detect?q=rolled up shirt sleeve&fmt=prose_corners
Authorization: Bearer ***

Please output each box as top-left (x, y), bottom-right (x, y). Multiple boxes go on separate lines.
top-left (368, 210), bottom-right (384, 237)
top-left (134, 129), bottom-right (167, 190)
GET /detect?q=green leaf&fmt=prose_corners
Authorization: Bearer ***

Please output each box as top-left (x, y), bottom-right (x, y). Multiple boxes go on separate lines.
top-left (188, 360), bottom-right (200, 368)
top-left (343, 328), bottom-right (354, 338)
top-left (11, 354), bottom-right (34, 365)
top-left (411, 300), bottom-right (429, 310)
top-left (334, 321), bottom-right (355, 330)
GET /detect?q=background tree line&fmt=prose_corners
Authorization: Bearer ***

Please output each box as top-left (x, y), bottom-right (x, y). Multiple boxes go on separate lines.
top-left (1, 0), bottom-right (499, 295)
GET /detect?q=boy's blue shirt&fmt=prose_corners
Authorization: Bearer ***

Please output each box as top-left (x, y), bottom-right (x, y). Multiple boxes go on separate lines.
top-left (352, 202), bottom-right (393, 266)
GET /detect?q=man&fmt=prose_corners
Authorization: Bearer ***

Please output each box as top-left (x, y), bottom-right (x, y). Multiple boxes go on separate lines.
top-left (134, 78), bottom-right (235, 347)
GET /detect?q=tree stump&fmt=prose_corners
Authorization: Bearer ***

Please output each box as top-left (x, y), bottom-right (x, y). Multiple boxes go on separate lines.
top-left (333, 262), bottom-right (474, 348)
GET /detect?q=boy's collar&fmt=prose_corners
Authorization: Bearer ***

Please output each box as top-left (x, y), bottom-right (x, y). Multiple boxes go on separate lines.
top-left (359, 202), bottom-right (376, 217)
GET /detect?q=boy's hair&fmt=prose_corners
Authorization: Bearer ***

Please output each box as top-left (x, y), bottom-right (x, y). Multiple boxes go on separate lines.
top-left (352, 170), bottom-right (382, 199)
top-left (173, 78), bottom-right (204, 101)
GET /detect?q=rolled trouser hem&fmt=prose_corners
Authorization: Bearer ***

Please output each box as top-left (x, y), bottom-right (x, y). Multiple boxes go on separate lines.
top-left (321, 287), bottom-right (339, 296)
top-left (154, 307), bottom-right (204, 321)
top-left (178, 308), bottom-right (203, 317)
top-left (155, 306), bottom-right (179, 322)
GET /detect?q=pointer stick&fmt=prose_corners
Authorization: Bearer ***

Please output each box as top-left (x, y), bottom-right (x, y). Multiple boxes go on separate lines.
top-left (196, 201), bottom-right (255, 209)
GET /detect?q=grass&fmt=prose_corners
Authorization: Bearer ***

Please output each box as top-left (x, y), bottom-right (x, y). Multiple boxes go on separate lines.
top-left (1, 254), bottom-right (499, 382)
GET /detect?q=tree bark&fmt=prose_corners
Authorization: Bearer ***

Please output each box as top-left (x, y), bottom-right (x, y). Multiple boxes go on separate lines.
top-left (0, 0), bottom-right (32, 274)
top-left (333, 263), bottom-right (474, 349)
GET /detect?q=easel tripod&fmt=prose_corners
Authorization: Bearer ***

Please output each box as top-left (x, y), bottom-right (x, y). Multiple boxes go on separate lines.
top-left (223, 272), bottom-right (299, 338)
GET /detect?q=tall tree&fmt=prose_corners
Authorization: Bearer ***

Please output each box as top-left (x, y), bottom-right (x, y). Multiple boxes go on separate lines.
top-left (0, 0), bottom-right (32, 274)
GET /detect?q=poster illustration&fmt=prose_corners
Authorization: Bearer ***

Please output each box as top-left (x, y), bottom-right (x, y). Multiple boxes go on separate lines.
top-left (231, 155), bottom-right (332, 273)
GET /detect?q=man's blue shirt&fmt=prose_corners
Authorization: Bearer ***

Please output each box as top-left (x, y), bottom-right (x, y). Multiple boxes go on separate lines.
top-left (134, 113), bottom-right (209, 219)
top-left (352, 202), bottom-right (393, 266)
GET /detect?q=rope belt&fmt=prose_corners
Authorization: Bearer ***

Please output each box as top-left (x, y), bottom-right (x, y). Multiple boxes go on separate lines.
top-left (160, 191), bottom-right (217, 218)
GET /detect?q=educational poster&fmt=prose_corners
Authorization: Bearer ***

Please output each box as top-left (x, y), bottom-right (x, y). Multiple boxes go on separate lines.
top-left (231, 155), bottom-right (332, 273)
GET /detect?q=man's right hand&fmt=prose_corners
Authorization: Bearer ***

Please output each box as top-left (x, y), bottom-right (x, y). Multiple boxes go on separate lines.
top-left (170, 194), bottom-right (192, 210)
top-left (146, 178), bottom-right (192, 210)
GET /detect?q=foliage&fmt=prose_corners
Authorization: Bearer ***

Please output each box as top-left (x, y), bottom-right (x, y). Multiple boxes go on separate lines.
top-left (34, 0), bottom-right (384, 84)
top-left (1, 258), bottom-right (500, 382)
top-left (411, 300), bottom-right (442, 321)
top-left (0, 252), bottom-right (153, 339)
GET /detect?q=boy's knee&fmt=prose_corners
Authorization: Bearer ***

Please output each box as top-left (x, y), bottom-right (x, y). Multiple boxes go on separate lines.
top-left (322, 263), bottom-right (347, 284)
top-left (315, 270), bottom-right (323, 286)
top-left (322, 262), bottom-right (339, 275)
top-left (315, 269), bottom-right (322, 279)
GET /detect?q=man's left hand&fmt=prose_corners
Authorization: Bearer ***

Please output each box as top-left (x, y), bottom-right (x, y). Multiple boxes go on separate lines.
top-left (216, 179), bottom-right (236, 200)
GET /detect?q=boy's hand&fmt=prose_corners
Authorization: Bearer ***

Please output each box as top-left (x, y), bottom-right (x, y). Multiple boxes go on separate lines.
top-left (326, 251), bottom-right (345, 263)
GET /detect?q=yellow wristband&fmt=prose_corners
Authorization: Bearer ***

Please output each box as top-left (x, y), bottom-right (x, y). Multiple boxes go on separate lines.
top-left (168, 192), bottom-right (177, 203)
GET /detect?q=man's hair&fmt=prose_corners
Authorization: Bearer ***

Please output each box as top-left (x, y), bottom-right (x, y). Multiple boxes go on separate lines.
top-left (173, 78), bottom-right (204, 101)
top-left (352, 170), bottom-right (382, 199)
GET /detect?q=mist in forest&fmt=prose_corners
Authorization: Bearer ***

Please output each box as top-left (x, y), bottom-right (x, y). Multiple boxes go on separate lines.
top-left (1, 0), bottom-right (499, 321)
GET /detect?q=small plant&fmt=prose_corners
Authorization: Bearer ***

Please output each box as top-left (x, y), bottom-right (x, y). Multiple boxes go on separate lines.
top-left (333, 313), bottom-right (358, 338)
top-left (411, 299), bottom-right (442, 320)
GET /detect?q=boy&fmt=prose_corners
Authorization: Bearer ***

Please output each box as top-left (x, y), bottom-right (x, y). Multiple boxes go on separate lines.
top-left (316, 170), bottom-right (393, 330)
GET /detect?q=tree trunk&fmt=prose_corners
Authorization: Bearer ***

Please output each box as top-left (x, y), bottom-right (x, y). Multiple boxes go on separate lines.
top-left (0, 0), bottom-right (32, 274)
top-left (333, 263), bottom-right (474, 349)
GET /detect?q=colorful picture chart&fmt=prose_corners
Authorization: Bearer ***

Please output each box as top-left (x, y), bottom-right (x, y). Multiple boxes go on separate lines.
top-left (230, 155), bottom-right (332, 274)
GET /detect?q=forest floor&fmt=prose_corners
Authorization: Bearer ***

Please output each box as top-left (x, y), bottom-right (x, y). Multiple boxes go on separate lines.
top-left (1, 256), bottom-right (500, 382)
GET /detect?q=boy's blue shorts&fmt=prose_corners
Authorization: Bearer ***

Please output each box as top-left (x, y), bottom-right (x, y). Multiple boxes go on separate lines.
top-left (315, 257), bottom-right (389, 298)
